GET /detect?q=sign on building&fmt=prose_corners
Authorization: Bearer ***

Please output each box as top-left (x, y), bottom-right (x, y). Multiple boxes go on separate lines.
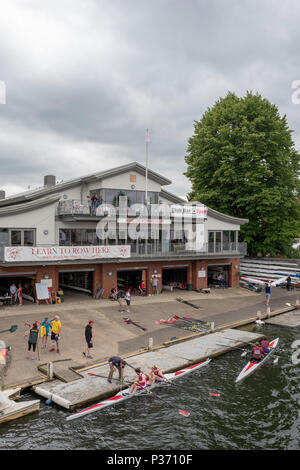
top-left (4, 245), bottom-right (131, 262)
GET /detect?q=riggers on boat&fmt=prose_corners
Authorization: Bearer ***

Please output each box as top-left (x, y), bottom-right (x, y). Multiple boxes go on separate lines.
top-left (235, 338), bottom-right (279, 383)
top-left (66, 359), bottom-right (211, 421)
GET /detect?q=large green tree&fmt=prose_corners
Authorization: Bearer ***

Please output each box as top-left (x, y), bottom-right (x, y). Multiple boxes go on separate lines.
top-left (185, 91), bottom-right (300, 256)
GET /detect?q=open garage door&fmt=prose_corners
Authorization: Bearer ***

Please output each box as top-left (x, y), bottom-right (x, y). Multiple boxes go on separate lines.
top-left (207, 263), bottom-right (230, 287)
top-left (0, 272), bottom-right (36, 302)
top-left (116, 268), bottom-right (147, 294)
top-left (59, 269), bottom-right (93, 295)
top-left (162, 265), bottom-right (188, 290)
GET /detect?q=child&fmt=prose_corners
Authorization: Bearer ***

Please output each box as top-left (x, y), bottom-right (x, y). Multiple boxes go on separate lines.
top-left (40, 317), bottom-right (51, 349)
top-left (125, 289), bottom-right (131, 313)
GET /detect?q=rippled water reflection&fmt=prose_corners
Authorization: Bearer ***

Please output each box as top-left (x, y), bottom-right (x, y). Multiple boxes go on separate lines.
top-left (0, 325), bottom-right (299, 450)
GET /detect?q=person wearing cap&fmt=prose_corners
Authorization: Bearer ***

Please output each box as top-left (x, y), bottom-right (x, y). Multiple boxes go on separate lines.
top-left (107, 356), bottom-right (127, 383)
top-left (83, 321), bottom-right (94, 359)
top-left (148, 365), bottom-right (171, 386)
top-left (49, 315), bottom-right (61, 353)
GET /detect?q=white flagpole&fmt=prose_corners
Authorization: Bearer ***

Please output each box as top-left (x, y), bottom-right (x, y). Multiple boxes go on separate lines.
top-left (145, 129), bottom-right (150, 205)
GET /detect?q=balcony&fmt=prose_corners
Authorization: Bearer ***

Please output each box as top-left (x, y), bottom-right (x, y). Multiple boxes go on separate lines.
top-left (129, 242), bottom-right (247, 258)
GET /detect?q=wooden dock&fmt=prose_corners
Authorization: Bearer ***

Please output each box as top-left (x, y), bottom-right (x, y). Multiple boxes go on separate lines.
top-left (32, 328), bottom-right (264, 410)
top-left (265, 310), bottom-right (300, 328)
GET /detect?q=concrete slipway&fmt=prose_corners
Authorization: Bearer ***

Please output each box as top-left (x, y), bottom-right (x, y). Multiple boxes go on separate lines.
top-left (32, 328), bottom-right (264, 410)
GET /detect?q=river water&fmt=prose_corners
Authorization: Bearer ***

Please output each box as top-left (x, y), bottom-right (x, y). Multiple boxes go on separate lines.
top-left (0, 324), bottom-right (299, 451)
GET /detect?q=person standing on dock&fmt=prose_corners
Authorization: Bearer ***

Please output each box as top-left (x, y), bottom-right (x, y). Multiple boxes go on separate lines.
top-left (9, 283), bottom-right (17, 304)
top-left (17, 283), bottom-right (23, 306)
top-left (265, 282), bottom-right (271, 306)
top-left (107, 356), bottom-right (127, 383)
top-left (83, 321), bottom-right (94, 359)
top-left (151, 276), bottom-right (158, 295)
top-left (25, 322), bottom-right (39, 360)
top-left (116, 289), bottom-right (126, 312)
top-left (40, 317), bottom-right (51, 349)
top-left (125, 289), bottom-right (131, 313)
top-left (286, 275), bottom-right (292, 291)
top-left (49, 315), bottom-right (61, 353)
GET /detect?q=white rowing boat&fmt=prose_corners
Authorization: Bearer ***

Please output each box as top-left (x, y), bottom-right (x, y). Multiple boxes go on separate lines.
top-left (66, 359), bottom-right (211, 421)
top-left (235, 338), bottom-right (279, 383)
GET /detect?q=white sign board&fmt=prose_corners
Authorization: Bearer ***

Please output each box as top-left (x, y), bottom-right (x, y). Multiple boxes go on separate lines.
top-left (198, 270), bottom-right (206, 278)
top-left (35, 283), bottom-right (49, 300)
top-left (41, 279), bottom-right (52, 288)
top-left (171, 205), bottom-right (207, 219)
top-left (4, 245), bottom-right (131, 262)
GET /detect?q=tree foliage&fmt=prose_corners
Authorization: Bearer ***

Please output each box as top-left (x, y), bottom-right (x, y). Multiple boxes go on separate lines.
top-left (185, 91), bottom-right (300, 256)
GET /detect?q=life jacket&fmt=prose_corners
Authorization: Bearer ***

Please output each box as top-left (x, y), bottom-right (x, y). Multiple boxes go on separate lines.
top-left (251, 346), bottom-right (262, 360)
top-left (261, 340), bottom-right (270, 352)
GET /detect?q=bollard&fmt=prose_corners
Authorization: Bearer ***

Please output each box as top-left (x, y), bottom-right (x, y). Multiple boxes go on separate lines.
top-left (257, 310), bottom-right (262, 321)
top-left (148, 337), bottom-right (153, 350)
top-left (47, 362), bottom-right (53, 381)
top-left (267, 307), bottom-right (271, 318)
top-left (210, 322), bottom-right (215, 332)
top-left (296, 299), bottom-right (299, 308)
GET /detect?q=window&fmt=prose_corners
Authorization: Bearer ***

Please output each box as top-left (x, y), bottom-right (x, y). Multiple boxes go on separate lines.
top-left (0, 229), bottom-right (8, 245)
top-left (103, 188), bottom-right (158, 207)
top-left (59, 228), bottom-right (101, 246)
top-left (6, 229), bottom-right (36, 246)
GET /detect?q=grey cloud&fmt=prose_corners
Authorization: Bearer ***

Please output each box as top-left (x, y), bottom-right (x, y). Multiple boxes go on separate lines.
top-left (0, 0), bottom-right (300, 199)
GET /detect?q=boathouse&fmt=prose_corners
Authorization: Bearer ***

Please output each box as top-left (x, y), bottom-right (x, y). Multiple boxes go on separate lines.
top-left (0, 162), bottom-right (248, 301)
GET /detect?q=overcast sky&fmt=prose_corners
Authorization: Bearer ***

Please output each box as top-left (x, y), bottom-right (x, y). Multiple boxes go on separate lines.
top-left (1, 0), bottom-right (300, 198)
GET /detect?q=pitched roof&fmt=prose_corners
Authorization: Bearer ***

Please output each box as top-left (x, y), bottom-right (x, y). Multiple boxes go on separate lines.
top-left (0, 162), bottom-right (172, 208)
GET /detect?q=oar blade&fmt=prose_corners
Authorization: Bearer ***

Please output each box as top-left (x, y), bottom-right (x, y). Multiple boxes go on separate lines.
top-left (179, 409), bottom-right (190, 417)
top-left (9, 325), bottom-right (18, 333)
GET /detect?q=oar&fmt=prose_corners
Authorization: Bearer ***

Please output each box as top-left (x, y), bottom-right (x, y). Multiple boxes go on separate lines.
top-left (87, 372), bottom-right (131, 384)
top-left (176, 297), bottom-right (202, 309)
top-left (216, 342), bottom-right (248, 356)
top-left (0, 325), bottom-right (18, 334)
top-left (123, 318), bottom-right (148, 331)
top-left (172, 315), bottom-right (209, 327)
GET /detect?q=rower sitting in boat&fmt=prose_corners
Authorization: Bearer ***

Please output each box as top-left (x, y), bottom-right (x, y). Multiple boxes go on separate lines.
top-left (148, 365), bottom-right (172, 386)
top-left (261, 338), bottom-right (270, 355)
top-left (251, 343), bottom-right (263, 363)
top-left (129, 368), bottom-right (148, 394)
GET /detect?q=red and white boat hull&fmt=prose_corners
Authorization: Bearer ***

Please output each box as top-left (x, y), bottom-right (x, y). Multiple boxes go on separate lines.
top-left (66, 359), bottom-right (211, 421)
top-left (235, 338), bottom-right (279, 383)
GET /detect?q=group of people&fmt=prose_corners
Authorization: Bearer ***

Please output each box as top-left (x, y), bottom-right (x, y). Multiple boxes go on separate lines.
top-left (107, 355), bottom-right (170, 394)
top-left (87, 193), bottom-right (103, 216)
top-left (24, 315), bottom-right (62, 359)
top-left (110, 287), bottom-right (131, 312)
top-left (9, 283), bottom-right (23, 306)
top-left (251, 337), bottom-right (270, 363)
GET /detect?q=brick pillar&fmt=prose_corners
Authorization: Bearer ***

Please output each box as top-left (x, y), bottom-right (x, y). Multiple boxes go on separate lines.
top-left (187, 263), bottom-right (192, 290)
top-left (228, 259), bottom-right (240, 287)
top-left (192, 260), bottom-right (208, 290)
top-left (101, 263), bottom-right (117, 298)
top-left (36, 266), bottom-right (59, 291)
top-left (93, 264), bottom-right (103, 296)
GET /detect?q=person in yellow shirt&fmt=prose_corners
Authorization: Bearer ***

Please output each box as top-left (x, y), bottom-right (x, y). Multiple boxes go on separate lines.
top-left (49, 315), bottom-right (61, 353)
